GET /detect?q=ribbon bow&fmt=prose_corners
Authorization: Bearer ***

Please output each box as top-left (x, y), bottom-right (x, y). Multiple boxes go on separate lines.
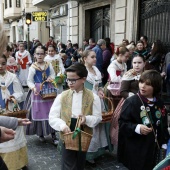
top-left (72, 127), bottom-right (82, 152)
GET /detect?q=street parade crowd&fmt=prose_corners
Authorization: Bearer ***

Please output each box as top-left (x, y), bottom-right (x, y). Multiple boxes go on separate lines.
top-left (0, 23), bottom-right (170, 170)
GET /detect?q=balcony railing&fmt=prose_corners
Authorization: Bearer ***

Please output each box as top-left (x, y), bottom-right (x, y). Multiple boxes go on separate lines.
top-left (32, 0), bottom-right (68, 8)
top-left (4, 8), bottom-right (21, 19)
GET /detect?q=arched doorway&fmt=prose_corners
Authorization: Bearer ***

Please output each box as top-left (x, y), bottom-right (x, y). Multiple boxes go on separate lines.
top-left (85, 5), bottom-right (110, 42)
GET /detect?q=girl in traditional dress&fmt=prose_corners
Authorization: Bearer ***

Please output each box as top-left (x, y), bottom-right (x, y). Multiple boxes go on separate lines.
top-left (118, 70), bottom-right (169, 170)
top-left (107, 47), bottom-right (129, 82)
top-left (110, 54), bottom-right (146, 145)
top-left (26, 46), bottom-right (57, 144)
top-left (82, 50), bottom-right (112, 165)
top-left (44, 45), bottom-right (65, 94)
top-left (15, 42), bottom-right (32, 86)
top-left (104, 47), bottom-right (129, 111)
top-left (0, 55), bottom-right (28, 170)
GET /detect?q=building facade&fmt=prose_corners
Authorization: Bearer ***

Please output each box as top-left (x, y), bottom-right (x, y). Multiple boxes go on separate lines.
top-left (2, 0), bottom-right (49, 44)
top-left (1, 0), bottom-right (170, 51)
top-left (32, 0), bottom-right (139, 47)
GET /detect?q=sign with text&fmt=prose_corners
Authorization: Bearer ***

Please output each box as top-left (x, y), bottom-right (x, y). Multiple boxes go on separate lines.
top-left (32, 11), bottom-right (48, 22)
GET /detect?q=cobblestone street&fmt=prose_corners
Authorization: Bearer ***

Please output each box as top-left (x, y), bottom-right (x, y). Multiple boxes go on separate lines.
top-left (26, 135), bottom-right (128, 170)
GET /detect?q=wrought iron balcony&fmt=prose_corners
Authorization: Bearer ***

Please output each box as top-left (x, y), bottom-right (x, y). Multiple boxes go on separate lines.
top-left (4, 8), bottom-right (21, 19)
top-left (32, 0), bottom-right (68, 8)
top-left (32, 0), bottom-right (91, 8)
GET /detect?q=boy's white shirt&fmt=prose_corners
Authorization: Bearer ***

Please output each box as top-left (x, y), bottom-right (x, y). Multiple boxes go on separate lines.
top-left (49, 90), bottom-right (102, 132)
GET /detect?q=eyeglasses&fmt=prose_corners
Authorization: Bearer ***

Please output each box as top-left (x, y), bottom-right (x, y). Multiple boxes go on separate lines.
top-left (66, 78), bottom-right (82, 84)
top-left (35, 53), bottom-right (45, 56)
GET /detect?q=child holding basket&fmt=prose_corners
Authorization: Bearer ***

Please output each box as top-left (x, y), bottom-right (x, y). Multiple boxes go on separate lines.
top-left (26, 46), bottom-right (57, 144)
top-left (49, 63), bottom-right (102, 170)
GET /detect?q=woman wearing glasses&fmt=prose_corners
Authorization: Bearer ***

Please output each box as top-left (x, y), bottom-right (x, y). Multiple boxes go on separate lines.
top-left (26, 46), bottom-right (56, 143)
top-left (82, 50), bottom-right (112, 165)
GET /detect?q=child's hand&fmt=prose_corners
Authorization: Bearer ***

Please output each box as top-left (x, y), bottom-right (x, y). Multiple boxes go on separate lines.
top-left (32, 87), bottom-right (38, 95)
top-left (46, 77), bottom-right (53, 82)
top-left (18, 118), bottom-right (32, 126)
top-left (161, 72), bottom-right (166, 77)
top-left (62, 125), bottom-right (71, 134)
top-left (79, 115), bottom-right (86, 125)
top-left (0, 126), bottom-right (16, 143)
top-left (98, 90), bottom-right (104, 99)
top-left (140, 125), bottom-right (152, 135)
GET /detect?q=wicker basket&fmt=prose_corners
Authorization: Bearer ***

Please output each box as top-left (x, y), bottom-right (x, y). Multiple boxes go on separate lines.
top-left (107, 82), bottom-right (121, 96)
top-left (63, 118), bottom-right (92, 152)
top-left (40, 81), bottom-right (58, 100)
top-left (101, 96), bottom-right (114, 123)
top-left (0, 98), bottom-right (27, 118)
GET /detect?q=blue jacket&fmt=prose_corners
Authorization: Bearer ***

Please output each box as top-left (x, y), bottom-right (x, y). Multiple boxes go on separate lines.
top-left (92, 45), bottom-right (103, 73)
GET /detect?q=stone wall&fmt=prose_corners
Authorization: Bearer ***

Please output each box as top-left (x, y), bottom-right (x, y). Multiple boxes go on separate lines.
top-left (114, 0), bottom-right (139, 45)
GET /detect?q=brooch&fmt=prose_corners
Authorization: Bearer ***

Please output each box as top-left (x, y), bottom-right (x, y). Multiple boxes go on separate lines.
top-left (140, 106), bottom-right (145, 111)
top-left (155, 110), bottom-right (161, 119)
top-left (140, 110), bottom-right (147, 118)
top-left (161, 106), bottom-right (166, 116)
top-left (156, 120), bottom-right (160, 126)
top-left (146, 107), bottom-right (150, 112)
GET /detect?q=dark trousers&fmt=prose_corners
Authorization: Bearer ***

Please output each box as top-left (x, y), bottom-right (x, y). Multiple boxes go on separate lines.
top-left (0, 156), bottom-right (8, 170)
top-left (61, 145), bottom-right (86, 170)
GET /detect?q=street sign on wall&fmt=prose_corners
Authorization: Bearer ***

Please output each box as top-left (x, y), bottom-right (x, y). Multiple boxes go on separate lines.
top-left (32, 11), bottom-right (48, 22)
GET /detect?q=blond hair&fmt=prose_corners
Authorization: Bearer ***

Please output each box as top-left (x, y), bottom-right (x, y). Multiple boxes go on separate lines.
top-left (126, 44), bottom-right (135, 51)
top-left (82, 50), bottom-right (94, 64)
top-left (0, 24), bottom-right (7, 56)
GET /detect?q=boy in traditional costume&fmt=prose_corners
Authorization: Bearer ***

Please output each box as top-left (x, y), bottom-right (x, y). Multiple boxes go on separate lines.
top-left (49, 63), bottom-right (102, 170)
top-left (118, 70), bottom-right (169, 170)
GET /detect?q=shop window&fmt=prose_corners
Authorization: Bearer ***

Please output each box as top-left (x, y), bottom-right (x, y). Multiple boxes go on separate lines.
top-left (9, 0), bottom-right (12, 7)
top-left (5, 0), bottom-right (7, 9)
top-left (16, 0), bottom-right (20, 7)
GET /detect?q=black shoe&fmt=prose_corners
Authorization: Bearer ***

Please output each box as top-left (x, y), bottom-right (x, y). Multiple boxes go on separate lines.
top-left (22, 166), bottom-right (28, 170)
top-left (86, 160), bottom-right (96, 167)
top-left (52, 139), bottom-right (59, 145)
top-left (39, 136), bottom-right (45, 142)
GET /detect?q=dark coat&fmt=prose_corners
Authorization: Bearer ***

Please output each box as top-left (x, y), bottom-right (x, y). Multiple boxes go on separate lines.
top-left (92, 45), bottom-right (103, 73)
top-left (66, 48), bottom-right (75, 59)
top-left (148, 53), bottom-right (163, 72)
top-left (102, 48), bottom-right (112, 85)
top-left (118, 95), bottom-right (169, 170)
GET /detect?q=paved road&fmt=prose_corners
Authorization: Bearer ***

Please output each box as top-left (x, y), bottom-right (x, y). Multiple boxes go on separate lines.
top-left (26, 135), bottom-right (128, 170)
